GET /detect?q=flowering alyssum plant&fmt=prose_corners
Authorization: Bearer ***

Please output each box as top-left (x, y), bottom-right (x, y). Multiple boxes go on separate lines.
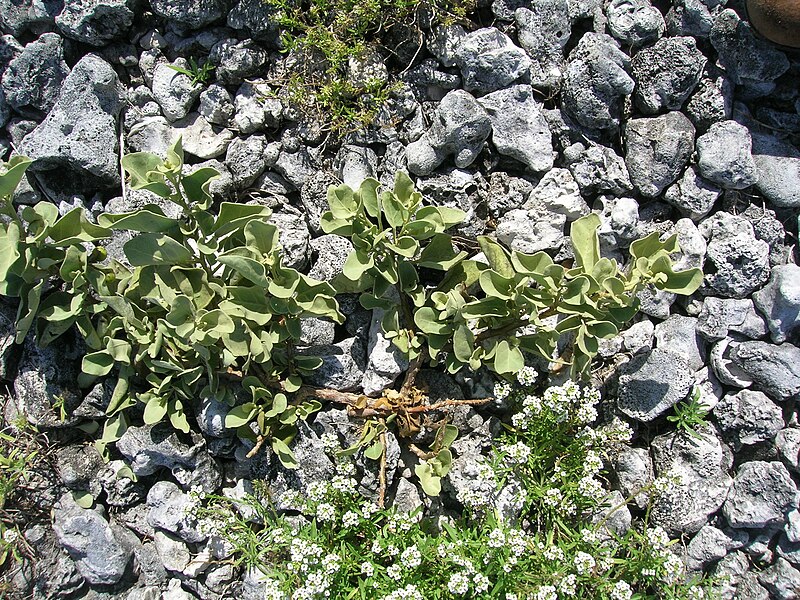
top-left (189, 374), bottom-right (712, 600)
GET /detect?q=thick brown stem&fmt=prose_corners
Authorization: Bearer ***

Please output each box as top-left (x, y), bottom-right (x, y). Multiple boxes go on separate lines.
top-left (378, 430), bottom-right (387, 509)
top-left (246, 435), bottom-right (265, 459)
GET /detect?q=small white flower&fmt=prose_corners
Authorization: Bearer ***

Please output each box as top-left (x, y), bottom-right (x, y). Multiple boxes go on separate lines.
top-left (609, 580), bottom-right (632, 600)
top-left (535, 584), bottom-right (557, 600)
top-left (506, 594), bottom-right (518, 600)
top-left (320, 432), bottom-right (339, 453)
top-left (360, 561), bottom-right (375, 577)
top-left (500, 441), bottom-right (531, 465)
top-left (400, 545), bottom-right (422, 569)
top-left (362, 501), bottom-right (380, 519)
top-left (315, 502), bottom-right (336, 522)
top-left (386, 544), bottom-right (400, 557)
top-left (488, 528), bottom-right (506, 548)
top-left (543, 546), bottom-right (565, 562)
top-left (322, 552), bottom-right (340, 574)
top-left (558, 573), bottom-right (577, 596)
top-left (342, 510), bottom-right (360, 528)
top-left (687, 588), bottom-right (706, 600)
top-left (493, 380), bottom-right (513, 400)
top-left (516, 366), bottom-right (539, 386)
top-left (386, 564), bottom-right (402, 581)
top-left (307, 481), bottom-right (330, 502)
top-left (448, 573), bottom-right (470, 595)
top-left (573, 551), bottom-right (596, 575)
top-left (474, 573), bottom-right (490, 593)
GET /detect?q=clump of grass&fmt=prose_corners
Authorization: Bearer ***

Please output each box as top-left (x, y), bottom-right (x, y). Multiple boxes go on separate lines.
top-left (263, 0), bottom-right (475, 133)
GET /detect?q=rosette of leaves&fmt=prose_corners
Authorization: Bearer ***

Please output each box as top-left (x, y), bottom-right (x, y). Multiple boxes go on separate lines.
top-left (324, 175), bottom-right (703, 380)
top-left (0, 141), bottom-right (343, 468)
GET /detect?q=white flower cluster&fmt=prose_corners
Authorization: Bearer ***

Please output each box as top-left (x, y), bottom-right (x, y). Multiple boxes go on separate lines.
top-left (516, 366), bottom-right (539, 386)
top-left (609, 580), bottom-right (632, 600)
top-left (285, 541), bottom-right (340, 600)
top-left (494, 381), bottom-right (513, 401)
top-left (500, 441), bottom-right (532, 465)
top-left (573, 551), bottom-right (596, 575)
top-left (263, 576), bottom-right (285, 600)
top-left (650, 473), bottom-right (684, 497)
top-left (447, 573), bottom-right (470, 595)
top-left (457, 460), bottom-right (498, 511)
top-left (400, 545), bottom-right (422, 569)
top-left (558, 573), bottom-right (577, 596)
top-left (379, 584), bottom-right (424, 600)
top-left (511, 383), bottom-right (601, 430)
top-left (535, 584), bottom-right (557, 600)
top-left (320, 432), bottom-right (339, 453)
top-left (307, 481), bottom-right (330, 503)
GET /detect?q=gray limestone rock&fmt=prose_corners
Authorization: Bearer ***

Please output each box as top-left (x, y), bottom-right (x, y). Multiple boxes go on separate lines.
top-left (654, 315), bottom-right (706, 371)
top-left (427, 24), bottom-right (467, 68)
top-left (151, 61), bottom-right (203, 122)
top-left (297, 337), bottom-right (366, 391)
top-left (56, 444), bottom-right (104, 491)
top-left (596, 195), bottom-right (640, 250)
top-left (227, 0), bottom-right (281, 43)
top-left (699, 212), bottom-right (770, 299)
top-left (52, 493), bottom-right (133, 585)
top-left (478, 84), bottom-right (554, 172)
top-left (225, 134), bottom-right (267, 189)
top-left (621, 319), bottom-right (655, 355)
top-left (665, 0), bottom-right (716, 38)
top-left (209, 38), bottom-right (268, 85)
top-left (710, 9), bottom-right (790, 89)
top-left (308, 234), bottom-right (354, 282)
top-left (776, 429), bottom-right (800, 473)
top-left (127, 115), bottom-right (175, 156)
top-left (335, 145), bottom-right (377, 190)
top-left (361, 307), bottom-right (409, 396)
top-left (273, 146), bottom-right (317, 190)
top-left (624, 112), bottom-right (695, 198)
top-left (13, 335), bottom-right (83, 428)
top-left (562, 32), bottom-right (634, 132)
top-left (199, 84), bottom-right (234, 126)
top-left (697, 298), bottom-right (768, 342)
top-left (495, 205), bottom-right (566, 254)
top-left (651, 424), bottom-right (733, 534)
top-left (96, 459), bottom-right (147, 508)
top-left (616, 347), bottom-right (694, 422)
top-left (664, 166), bottom-right (721, 220)
top-left (514, 0), bottom-right (570, 90)
top-left (605, 0), bottom-right (665, 47)
top-left (685, 525), bottom-right (748, 572)
top-left (527, 168), bottom-right (588, 220)
top-left (116, 424), bottom-right (222, 492)
top-left (753, 264), bottom-right (800, 344)
top-left (1, 33), bottom-right (69, 116)
top-left (723, 461), bottom-right (798, 529)
top-left (406, 90), bottom-right (491, 176)
top-left (147, 481), bottom-right (206, 543)
top-left (564, 142), bottom-right (633, 196)
top-left (149, 0), bottom-right (227, 29)
top-left (452, 27), bottom-right (532, 94)
top-left (152, 531), bottom-right (191, 574)
top-left (696, 120), bottom-right (758, 189)
top-left (55, 0), bottom-right (133, 46)
top-left (758, 558), bottom-right (800, 600)
top-left (19, 53), bottom-right (123, 189)
top-left (631, 36), bottom-right (706, 115)
top-left (172, 112), bottom-right (233, 159)
top-left (713, 390), bottom-right (784, 451)
top-left (751, 133), bottom-right (800, 209)
top-left (729, 341), bottom-right (800, 400)
top-left (0, 0), bottom-right (61, 37)
top-left (269, 210), bottom-right (309, 270)
top-left (711, 551), bottom-right (750, 599)
top-left (299, 171), bottom-right (339, 233)
top-left (612, 446), bottom-right (653, 510)
top-left (685, 67), bottom-right (733, 131)
top-left (196, 395), bottom-right (232, 439)
top-left (233, 80), bottom-right (272, 134)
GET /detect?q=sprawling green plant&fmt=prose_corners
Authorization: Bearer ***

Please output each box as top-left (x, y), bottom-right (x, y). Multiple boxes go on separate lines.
top-left (0, 143), bottom-right (343, 466)
top-left (323, 173), bottom-right (703, 379)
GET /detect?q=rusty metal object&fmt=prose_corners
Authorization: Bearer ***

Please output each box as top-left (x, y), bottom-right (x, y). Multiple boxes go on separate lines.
top-left (746, 0), bottom-right (800, 48)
